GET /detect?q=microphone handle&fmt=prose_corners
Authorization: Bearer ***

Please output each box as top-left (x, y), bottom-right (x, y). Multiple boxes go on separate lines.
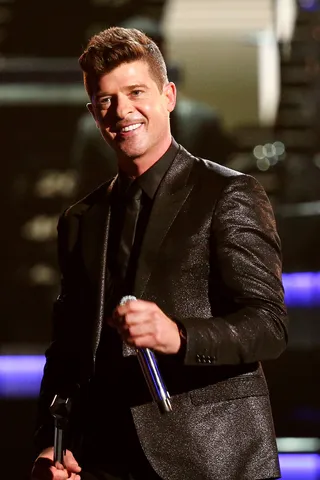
top-left (120, 296), bottom-right (172, 414)
top-left (136, 348), bottom-right (172, 414)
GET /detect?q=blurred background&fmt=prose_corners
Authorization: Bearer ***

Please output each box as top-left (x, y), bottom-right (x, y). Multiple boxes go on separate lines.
top-left (1, 0), bottom-right (320, 478)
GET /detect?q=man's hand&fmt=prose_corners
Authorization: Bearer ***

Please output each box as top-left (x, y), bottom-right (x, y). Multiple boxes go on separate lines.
top-left (31, 446), bottom-right (81, 480)
top-left (110, 299), bottom-right (181, 354)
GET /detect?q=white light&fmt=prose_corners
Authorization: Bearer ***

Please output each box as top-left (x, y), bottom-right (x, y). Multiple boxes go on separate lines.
top-left (29, 264), bottom-right (59, 286)
top-left (269, 156), bottom-right (279, 166)
top-left (257, 158), bottom-right (270, 171)
top-left (276, 0), bottom-right (298, 43)
top-left (253, 145), bottom-right (265, 159)
top-left (257, 30), bottom-right (280, 126)
top-left (277, 437), bottom-right (320, 452)
top-left (274, 141), bottom-right (286, 156)
top-left (21, 215), bottom-right (59, 242)
top-left (262, 143), bottom-right (277, 158)
top-left (34, 170), bottom-right (77, 198)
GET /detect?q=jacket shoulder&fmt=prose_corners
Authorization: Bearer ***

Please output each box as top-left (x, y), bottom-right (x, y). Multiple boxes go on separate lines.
top-left (177, 145), bottom-right (266, 204)
top-left (196, 156), bottom-right (244, 180)
top-left (179, 144), bottom-right (244, 182)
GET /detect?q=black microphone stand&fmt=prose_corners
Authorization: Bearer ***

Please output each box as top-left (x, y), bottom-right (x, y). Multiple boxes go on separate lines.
top-left (49, 394), bottom-right (72, 465)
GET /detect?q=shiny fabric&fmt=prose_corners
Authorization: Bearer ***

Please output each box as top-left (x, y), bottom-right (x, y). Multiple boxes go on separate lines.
top-left (35, 144), bottom-right (287, 479)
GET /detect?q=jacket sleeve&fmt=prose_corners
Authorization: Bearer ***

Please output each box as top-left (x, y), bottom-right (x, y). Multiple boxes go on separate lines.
top-left (180, 174), bottom-right (288, 366)
top-left (34, 212), bottom-right (94, 454)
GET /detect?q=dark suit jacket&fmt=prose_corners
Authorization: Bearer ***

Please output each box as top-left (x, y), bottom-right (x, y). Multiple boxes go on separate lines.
top-left (36, 145), bottom-right (288, 480)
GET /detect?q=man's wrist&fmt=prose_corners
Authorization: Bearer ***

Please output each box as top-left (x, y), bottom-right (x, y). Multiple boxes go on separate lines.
top-left (176, 322), bottom-right (187, 357)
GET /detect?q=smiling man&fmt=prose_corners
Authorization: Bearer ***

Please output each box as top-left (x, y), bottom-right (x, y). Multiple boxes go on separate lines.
top-left (87, 59), bottom-right (176, 177)
top-left (31, 27), bottom-right (288, 480)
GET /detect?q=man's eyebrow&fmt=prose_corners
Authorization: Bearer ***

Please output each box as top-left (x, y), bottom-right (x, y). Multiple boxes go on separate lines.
top-left (125, 83), bottom-right (149, 91)
top-left (96, 84), bottom-right (149, 98)
top-left (95, 91), bottom-right (111, 98)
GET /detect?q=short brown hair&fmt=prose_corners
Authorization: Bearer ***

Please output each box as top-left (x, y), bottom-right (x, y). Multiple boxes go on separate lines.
top-left (79, 27), bottom-right (168, 98)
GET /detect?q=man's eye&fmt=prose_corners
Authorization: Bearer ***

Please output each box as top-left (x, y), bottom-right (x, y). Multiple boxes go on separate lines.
top-left (95, 97), bottom-right (111, 107)
top-left (131, 90), bottom-right (143, 96)
top-left (95, 97), bottom-right (111, 110)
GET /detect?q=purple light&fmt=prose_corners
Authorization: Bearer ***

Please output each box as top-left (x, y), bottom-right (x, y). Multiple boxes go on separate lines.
top-left (0, 355), bottom-right (45, 398)
top-left (279, 454), bottom-right (320, 479)
top-left (283, 272), bottom-right (320, 307)
top-left (299, 0), bottom-right (319, 11)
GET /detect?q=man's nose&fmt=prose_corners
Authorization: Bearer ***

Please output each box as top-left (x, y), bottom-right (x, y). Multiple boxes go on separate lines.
top-left (115, 94), bottom-right (133, 119)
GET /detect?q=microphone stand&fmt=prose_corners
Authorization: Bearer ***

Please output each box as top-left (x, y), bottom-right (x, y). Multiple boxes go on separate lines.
top-left (49, 394), bottom-right (72, 464)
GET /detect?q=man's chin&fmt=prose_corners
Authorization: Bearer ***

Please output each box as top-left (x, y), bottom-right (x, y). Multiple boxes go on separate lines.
top-left (122, 152), bottom-right (145, 161)
top-left (115, 143), bottom-right (147, 159)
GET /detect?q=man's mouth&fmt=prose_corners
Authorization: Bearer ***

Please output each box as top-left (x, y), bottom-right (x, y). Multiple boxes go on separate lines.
top-left (120, 123), bottom-right (143, 133)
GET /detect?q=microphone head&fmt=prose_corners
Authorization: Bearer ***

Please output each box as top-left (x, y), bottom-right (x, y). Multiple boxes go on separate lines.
top-left (120, 295), bottom-right (137, 305)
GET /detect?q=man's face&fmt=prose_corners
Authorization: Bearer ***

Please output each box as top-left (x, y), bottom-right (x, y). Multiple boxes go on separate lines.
top-left (88, 60), bottom-right (176, 162)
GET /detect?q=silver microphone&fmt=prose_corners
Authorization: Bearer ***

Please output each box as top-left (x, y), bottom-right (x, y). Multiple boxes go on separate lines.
top-left (120, 295), bottom-right (172, 414)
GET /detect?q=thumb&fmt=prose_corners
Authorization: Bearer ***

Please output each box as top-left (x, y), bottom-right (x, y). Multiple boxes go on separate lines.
top-left (63, 450), bottom-right (81, 473)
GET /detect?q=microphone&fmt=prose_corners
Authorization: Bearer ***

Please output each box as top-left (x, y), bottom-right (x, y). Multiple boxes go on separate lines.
top-left (120, 295), bottom-right (172, 414)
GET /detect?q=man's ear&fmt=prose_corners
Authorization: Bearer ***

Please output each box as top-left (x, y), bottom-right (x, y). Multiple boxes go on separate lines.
top-left (163, 82), bottom-right (177, 113)
top-left (87, 102), bottom-right (98, 124)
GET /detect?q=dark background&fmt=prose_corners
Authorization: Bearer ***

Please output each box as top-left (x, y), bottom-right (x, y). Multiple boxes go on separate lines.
top-left (1, 1), bottom-right (320, 478)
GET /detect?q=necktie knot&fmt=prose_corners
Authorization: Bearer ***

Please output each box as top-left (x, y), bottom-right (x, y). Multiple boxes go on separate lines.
top-left (125, 182), bottom-right (142, 203)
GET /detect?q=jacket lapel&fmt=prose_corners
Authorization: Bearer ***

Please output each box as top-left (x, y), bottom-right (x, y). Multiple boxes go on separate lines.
top-left (134, 147), bottom-right (195, 298)
top-left (81, 179), bottom-right (117, 363)
top-left (81, 179), bottom-right (116, 286)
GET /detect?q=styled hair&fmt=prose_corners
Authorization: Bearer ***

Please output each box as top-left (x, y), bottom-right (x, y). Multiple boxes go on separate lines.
top-left (79, 26), bottom-right (168, 98)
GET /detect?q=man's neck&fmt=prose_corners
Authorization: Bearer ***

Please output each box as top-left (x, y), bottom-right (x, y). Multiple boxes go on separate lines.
top-left (117, 136), bottom-right (172, 179)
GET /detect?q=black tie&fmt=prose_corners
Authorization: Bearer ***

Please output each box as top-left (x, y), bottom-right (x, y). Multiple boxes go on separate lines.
top-left (117, 182), bottom-right (142, 281)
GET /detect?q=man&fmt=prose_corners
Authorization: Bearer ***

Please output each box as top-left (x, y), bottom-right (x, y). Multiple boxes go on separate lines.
top-left (70, 16), bottom-right (236, 199)
top-left (32, 27), bottom-right (288, 480)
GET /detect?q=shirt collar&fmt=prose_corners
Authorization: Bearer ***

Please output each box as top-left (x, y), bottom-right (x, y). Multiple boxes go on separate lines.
top-left (118, 137), bottom-right (179, 200)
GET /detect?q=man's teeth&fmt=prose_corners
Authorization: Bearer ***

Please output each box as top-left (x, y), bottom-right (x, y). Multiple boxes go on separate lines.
top-left (121, 123), bottom-right (142, 132)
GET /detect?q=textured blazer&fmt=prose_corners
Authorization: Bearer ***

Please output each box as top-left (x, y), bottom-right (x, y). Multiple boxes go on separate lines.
top-left (36, 144), bottom-right (288, 480)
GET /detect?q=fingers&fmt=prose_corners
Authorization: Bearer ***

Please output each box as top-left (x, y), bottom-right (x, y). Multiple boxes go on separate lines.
top-left (109, 299), bottom-right (180, 353)
top-left (64, 450), bottom-right (82, 474)
top-left (31, 449), bottom-right (81, 480)
top-left (112, 300), bottom-right (160, 342)
top-left (129, 333), bottom-right (157, 348)
top-left (69, 473), bottom-right (81, 480)
top-left (32, 461), bottom-right (69, 480)
top-left (113, 300), bottom-right (158, 328)
top-left (51, 468), bottom-right (69, 480)
top-left (125, 321), bottom-right (153, 338)
top-left (115, 299), bottom-right (156, 318)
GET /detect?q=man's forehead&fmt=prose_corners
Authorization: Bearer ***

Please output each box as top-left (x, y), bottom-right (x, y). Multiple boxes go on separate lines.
top-left (94, 61), bottom-right (156, 94)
